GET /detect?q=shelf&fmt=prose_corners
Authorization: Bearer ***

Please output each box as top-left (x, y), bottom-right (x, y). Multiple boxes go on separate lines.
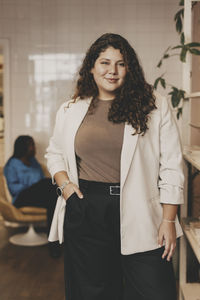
top-left (184, 146), bottom-right (200, 152)
top-left (189, 123), bottom-right (200, 129)
top-left (183, 146), bottom-right (200, 171)
top-left (183, 150), bottom-right (200, 171)
top-left (180, 283), bottom-right (200, 300)
top-left (186, 92), bottom-right (200, 98)
top-left (182, 218), bottom-right (200, 263)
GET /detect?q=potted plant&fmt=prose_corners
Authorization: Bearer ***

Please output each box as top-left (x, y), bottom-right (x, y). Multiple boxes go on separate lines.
top-left (154, 0), bottom-right (200, 119)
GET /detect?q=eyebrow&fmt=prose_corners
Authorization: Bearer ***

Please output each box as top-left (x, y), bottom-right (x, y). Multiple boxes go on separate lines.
top-left (99, 58), bottom-right (125, 62)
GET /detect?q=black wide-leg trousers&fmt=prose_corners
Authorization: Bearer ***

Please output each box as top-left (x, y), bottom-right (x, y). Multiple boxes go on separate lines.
top-left (64, 179), bottom-right (177, 300)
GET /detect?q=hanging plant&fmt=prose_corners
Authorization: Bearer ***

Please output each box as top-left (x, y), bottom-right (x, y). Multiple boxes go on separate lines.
top-left (154, 0), bottom-right (200, 119)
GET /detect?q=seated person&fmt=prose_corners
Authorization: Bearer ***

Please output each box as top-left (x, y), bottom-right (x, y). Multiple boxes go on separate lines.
top-left (4, 135), bottom-right (60, 258)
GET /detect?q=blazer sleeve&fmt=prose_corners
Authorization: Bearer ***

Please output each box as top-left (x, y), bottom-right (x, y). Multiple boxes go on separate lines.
top-left (158, 96), bottom-right (184, 205)
top-left (45, 103), bottom-right (68, 184)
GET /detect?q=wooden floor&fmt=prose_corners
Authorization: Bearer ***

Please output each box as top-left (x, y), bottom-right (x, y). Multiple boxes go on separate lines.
top-left (0, 221), bottom-right (65, 300)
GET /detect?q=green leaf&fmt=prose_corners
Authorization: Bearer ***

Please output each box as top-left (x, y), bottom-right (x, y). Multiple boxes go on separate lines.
top-left (160, 78), bottom-right (166, 89)
top-left (171, 94), bottom-right (181, 108)
top-left (180, 47), bottom-right (188, 62)
top-left (175, 14), bottom-right (182, 33)
top-left (189, 48), bottom-right (200, 55)
top-left (174, 8), bottom-right (184, 21)
top-left (157, 49), bottom-right (171, 68)
top-left (177, 108), bottom-right (182, 119)
top-left (172, 96), bottom-right (181, 108)
top-left (153, 78), bottom-right (160, 89)
top-left (173, 87), bottom-right (179, 92)
top-left (174, 9), bottom-right (184, 33)
top-left (157, 60), bottom-right (162, 68)
top-left (153, 77), bottom-right (166, 89)
top-left (168, 86), bottom-right (179, 95)
top-left (187, 42), bottom-right (200, 47)
top-left (181, 32), bottom-right (185, 45)
top-left (169, 87), bottom-right (185, 109)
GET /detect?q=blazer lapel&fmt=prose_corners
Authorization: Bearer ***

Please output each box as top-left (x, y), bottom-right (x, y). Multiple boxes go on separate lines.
top-left (65, 98), bottom-right (92, 185)
top-left (120, 124), bottom-right (139, 189)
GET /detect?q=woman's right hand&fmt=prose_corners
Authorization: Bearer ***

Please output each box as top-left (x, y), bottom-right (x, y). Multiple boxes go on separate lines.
top-left (63, 182), bottom-right (83, 201)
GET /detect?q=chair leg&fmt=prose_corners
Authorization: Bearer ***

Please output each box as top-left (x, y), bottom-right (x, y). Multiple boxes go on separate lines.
top-left (9, 224), bottom-right (48, 246)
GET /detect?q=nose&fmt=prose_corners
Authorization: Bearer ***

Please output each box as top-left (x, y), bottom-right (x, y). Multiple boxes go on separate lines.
top-left (108, 63), bottom-right (117, 75)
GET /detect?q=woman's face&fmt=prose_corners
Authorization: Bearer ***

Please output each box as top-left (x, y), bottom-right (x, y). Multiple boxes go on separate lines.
top-left (91, 46), bottom-right (127, 100)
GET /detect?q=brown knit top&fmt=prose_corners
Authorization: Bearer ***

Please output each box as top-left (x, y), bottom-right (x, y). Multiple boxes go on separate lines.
top-left (75, 98), bottom-right (125, 182)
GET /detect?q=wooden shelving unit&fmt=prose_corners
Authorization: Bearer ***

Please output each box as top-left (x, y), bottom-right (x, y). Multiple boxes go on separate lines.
top-left (179, 2), bottom-right (200, 299)
top-left (181, 218), bottom-right (200, 263)
top-left (180, 283), bottom-right (200, 300)
top-left (180, 149), bottom-right (200, 300)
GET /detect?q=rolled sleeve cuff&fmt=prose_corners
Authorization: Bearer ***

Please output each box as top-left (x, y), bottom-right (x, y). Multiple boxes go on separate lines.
top-left (48, 163), bottom-right (67, 185)
top-left (159, 185), bottom-right (184, 205)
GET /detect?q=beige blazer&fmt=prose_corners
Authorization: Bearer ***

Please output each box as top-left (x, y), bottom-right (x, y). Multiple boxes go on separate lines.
top-left (45, 92), bottom-right (184, 255)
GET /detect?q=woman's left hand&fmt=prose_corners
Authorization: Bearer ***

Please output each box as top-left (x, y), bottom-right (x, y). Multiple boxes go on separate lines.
top-left (158, 221), bottom-right (176, 261)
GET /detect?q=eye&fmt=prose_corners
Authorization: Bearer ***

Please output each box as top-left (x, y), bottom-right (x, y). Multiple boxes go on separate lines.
top-left (118, 62), bottom-right (125, 67)
top-left (101, 61), bottom-right (109, 65)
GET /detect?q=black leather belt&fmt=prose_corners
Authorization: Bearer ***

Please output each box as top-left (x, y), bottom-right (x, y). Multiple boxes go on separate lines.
top-left (79, 179), bottom-right (120, 196)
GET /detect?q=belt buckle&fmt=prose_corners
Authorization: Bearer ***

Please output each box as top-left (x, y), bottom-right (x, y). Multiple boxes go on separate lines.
top-left (110, 185), bottom-right (120, 195)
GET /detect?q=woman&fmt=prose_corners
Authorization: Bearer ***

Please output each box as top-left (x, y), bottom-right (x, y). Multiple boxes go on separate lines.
top-left (4, 135), bottom-right (61, 258)
top-left (46, 33), bottom-right (184, 299)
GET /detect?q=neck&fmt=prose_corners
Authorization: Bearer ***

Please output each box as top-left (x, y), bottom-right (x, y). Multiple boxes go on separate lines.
top-left (97, 97), bottom-right (114, 101)
top-left (97, 92), bottom-right (115, 101)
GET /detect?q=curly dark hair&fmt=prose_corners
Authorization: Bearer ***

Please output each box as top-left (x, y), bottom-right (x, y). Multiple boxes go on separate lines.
top-left (73, 33), bottom-right (157, 135)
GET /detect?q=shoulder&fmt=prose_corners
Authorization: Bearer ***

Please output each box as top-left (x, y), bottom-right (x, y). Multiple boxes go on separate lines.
top-left (5, 157), bottom-right (21, 167)
top-left (152, 91), bottom-right (172, 119)
top-left (56, 97), bottom-right (92, 115)
top-left (4, 157), bottom-right (21, 175)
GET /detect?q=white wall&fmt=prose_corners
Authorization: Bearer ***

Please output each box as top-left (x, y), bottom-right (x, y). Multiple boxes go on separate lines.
top-left (0, 0), bottom-right (182, 163)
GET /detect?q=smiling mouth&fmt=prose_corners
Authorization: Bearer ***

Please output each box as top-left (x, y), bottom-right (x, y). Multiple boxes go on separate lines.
top-left (105, 78), bottom-right (119, 83)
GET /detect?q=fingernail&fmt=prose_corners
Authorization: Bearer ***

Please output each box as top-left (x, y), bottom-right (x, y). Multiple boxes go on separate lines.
top-left (158, 244), bottom-right (161, 247)
top-left (80, 195), bottom-right (83, 199)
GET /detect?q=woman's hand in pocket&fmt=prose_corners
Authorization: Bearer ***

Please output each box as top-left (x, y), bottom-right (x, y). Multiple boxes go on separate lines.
top-left (63, 182), bottom-right (83, 201)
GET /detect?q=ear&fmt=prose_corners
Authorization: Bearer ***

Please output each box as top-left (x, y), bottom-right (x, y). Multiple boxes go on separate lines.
top-left (90, 68), bottom-right (94, 74)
